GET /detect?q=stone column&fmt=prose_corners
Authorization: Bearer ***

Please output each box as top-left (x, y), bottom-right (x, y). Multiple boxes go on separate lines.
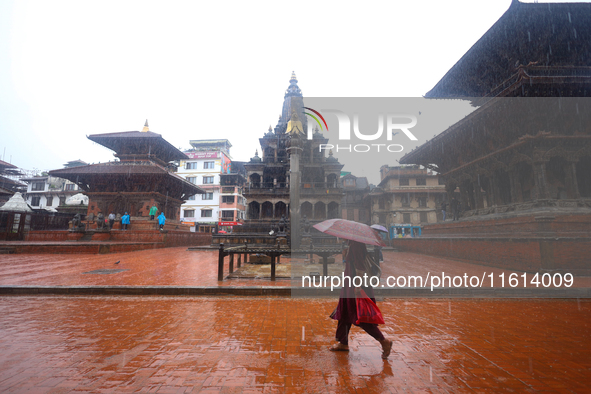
top-left (288, 135), bottom-right (303, 248)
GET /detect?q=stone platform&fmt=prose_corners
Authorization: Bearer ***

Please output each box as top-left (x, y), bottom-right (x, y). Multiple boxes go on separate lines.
top-left (1, 228), bottom-right (212, 254)
top-left (396, 212), bottom-right (591, 275)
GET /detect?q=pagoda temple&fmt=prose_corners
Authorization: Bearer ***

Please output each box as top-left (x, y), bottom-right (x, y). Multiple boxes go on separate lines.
top-left (49, 122), bottom-right (205, 221)
top-left (398, 1), bottom-right (591, 274)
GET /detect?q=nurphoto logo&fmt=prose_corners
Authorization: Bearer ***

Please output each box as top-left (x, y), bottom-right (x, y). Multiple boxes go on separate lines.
top-left (305, 108), bottom-right (418, 153)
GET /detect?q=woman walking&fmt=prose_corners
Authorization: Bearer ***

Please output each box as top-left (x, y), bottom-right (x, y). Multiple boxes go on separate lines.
top-left (330, 240), bottom-right (392, 359)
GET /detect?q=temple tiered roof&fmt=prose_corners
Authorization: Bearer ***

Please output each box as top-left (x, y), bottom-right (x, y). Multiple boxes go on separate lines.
top-left (426, 1), bottom-right (591, 98)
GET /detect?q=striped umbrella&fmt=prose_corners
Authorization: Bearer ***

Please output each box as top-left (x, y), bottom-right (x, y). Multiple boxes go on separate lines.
top-left (313, 219), bottom-right (386, 247)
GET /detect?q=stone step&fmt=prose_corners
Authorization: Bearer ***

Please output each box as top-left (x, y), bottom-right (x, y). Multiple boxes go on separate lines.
top-left (0, 247), bottom-right (16, 254)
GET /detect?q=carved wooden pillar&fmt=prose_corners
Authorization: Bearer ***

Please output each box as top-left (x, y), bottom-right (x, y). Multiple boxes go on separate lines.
top-left (489, 175), bottom-right (499, 207)
top-left (509, 169), bottom-right (522, 204)
top-left (532, 161), bottom-right (550, 200)
top-left (459, 184), bottom-right (469, 211)
top-left (446, 183), bottom-right (455, 204)
top-left (473, 178), bottom-right (485, 209)
top-left (565, 160), bottom-right (580, 199)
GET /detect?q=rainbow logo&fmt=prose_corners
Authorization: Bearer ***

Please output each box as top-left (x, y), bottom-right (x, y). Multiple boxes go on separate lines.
top-left (304, 107), bottom-right (329, 132)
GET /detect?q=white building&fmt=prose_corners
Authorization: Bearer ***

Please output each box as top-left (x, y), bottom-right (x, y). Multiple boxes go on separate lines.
top-left (21, 161), bottom-right (87, 211)
top-left (22, 175), bottom-right (82, 210)
top-left (177, 140), bottom-right (233, 233)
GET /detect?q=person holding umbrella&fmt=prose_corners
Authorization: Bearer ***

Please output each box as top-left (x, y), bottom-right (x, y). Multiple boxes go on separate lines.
top-left (313, 219), bottom-right (393, 359)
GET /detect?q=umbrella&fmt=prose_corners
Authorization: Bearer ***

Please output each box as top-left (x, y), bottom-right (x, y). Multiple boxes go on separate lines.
top-left (313, 219), bottom-right (386, 247)
top-left (370, 224), bottom-right (388, 233)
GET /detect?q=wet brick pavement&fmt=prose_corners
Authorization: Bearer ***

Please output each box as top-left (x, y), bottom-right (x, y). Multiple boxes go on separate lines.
top-left (0, 248), bottom-right (590, 392)
top-left (0, 296), bottom-right (590, 393)
top-left (0, 247), bottom-right (589, 289)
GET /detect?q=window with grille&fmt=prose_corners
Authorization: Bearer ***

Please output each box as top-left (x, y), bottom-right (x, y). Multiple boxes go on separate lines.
top-left (65, 184), bottom-right (76, 191)
top-left (416, 178), bottom-right (426, 186)
top-left (201, 210), bottom-right (212, 217)
top-left (420, 212), bottom-right (428, 222)
top-left (32, 182), bottom-right (45, 191)
top-left (184, 210), bottom-right (195, 218)
top-left (31, 196), bottom-right (41, 206)
top-left (221, 210), bottom-right (234, 219)
top-left (347, 209), bottom-right (355, 220)
top-left (222, 196), bottom-right (235, 203)
top-left (203, 161), bottom-right (215, 169)
top-left (401, 194), bottom-right (410, 207)
top-left (187, 177), bottom-right (197, 184)
top-left (403, 213), bottom-right (411, 223)
top-left (185, 162), bottom-right (198, 169)
top-left (399, 178), bottom-right (409, 186)
top-left (46, 197), bottom-right (53, 206)
top-left (419, 197), bottom-right (427, 207)
top-left (203, 176), bottom-right (214, 184)
top-left (202, 193), bottom-right (213, 200)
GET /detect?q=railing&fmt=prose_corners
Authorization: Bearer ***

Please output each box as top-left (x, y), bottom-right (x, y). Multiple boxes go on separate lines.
top-left (246, 182), bottom-right (289, 192)
top-left (301, 182), bottom-right (341, 189)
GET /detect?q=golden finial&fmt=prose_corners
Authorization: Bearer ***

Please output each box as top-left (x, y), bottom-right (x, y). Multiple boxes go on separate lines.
top-left (290, 71), bottom-right (297, 82)
top-left (286, 108), bottom-right (303, 135)
top-left (269, 125), bottom-right (273, 132)
top-left (142, 119), bottom-right (149, 132)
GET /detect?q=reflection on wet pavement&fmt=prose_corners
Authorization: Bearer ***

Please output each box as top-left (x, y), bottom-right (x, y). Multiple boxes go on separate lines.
top-left (0, 296), bottom-right (589, 393)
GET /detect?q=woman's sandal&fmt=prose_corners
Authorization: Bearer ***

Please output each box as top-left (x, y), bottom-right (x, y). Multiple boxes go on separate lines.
top-left (329, 343), bottom-right (349, 351)
top-left (381, 340), bottom-right (393, 359)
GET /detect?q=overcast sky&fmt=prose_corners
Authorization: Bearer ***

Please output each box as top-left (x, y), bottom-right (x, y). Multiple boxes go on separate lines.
top-left (0, 0), bottom-right (585, 182)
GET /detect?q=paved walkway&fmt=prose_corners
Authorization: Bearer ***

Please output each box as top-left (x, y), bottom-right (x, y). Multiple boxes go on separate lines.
top-left (0, 296), bottom-right (589, 393)
top-left (0, 248), bottom-right (590, 392)
top-left (0, 247), bottom-right (589, 289)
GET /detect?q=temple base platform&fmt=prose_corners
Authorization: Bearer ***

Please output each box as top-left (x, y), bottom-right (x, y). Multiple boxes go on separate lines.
top-left (2, 227), bottom-right (212, 254)
top-left (394, 212), bottom-right (591, 275)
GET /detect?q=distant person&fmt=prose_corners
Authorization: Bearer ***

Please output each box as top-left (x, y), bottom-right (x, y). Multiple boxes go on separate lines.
top-left (451, 197), bottom-right (460, 221)
top-left (158, 212), bottom-right (166, 230)
top-left (108, 212), bottom-right (116, 229)
top-left (441, 201), bottom-right (447, 221)
top-left (149, 205), bottom-right (158, 220)
top-left (121, 212), bottom-right (130, 230)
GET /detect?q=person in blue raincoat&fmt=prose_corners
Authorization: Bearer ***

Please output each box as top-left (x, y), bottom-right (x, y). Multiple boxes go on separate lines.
top-left (121, 212), bottom-right (130, 230)
top-left (158, 212), bottom-right (166, 230)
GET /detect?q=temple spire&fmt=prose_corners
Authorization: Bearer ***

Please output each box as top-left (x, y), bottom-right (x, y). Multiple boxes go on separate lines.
top-left (142, 119), bottom-right (149, 132)
top-left (290, 71), bottom-right (297, 82)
